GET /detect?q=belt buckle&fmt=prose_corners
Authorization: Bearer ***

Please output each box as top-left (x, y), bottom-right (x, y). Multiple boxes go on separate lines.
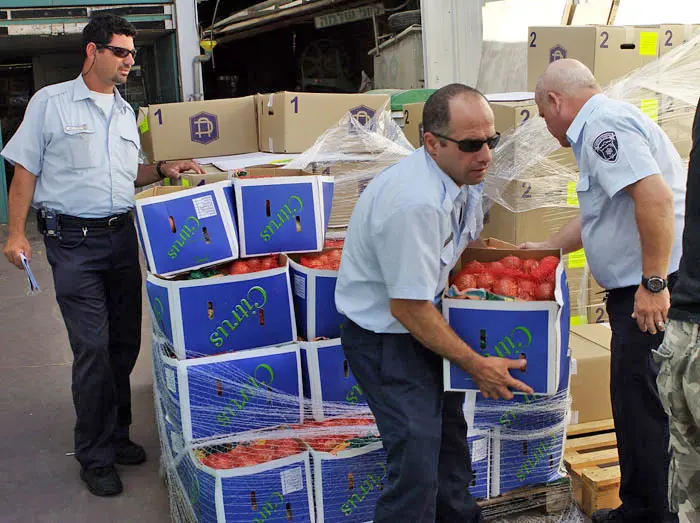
top-left (108, 216), bottom-right (119, 227)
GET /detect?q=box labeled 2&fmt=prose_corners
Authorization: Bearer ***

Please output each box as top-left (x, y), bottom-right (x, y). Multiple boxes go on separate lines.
top-left (289, 256), bottom-right (345, 341)
top-left (300, 339), bottom-right (367, 421)
top-left (135, 182), bottom-right (238, 277)
top-left (147, 256), bottom-right (296, 359)
top-left (234, 169), bottom-right (334, 257)
top-left (155, 344), bottom-right (304, 444)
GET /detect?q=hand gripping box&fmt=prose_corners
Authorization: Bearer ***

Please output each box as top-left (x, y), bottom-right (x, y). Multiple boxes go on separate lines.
top-left (147, 255), bottom-right (296, 359)
top-left (234, 167), bottom-right (334, 257)
top-left (442, 246), bottom-right (570, 396)
top-left (173, 447), bottom-right (315, 523)
top-left (134, 182), bottom-right (239, 278)
top-left (300, 339), bottom-right (367, 421)
top-left (289, 254), bottom-right (346, 341)
top-left (153, 344), bottom-right (304, 445)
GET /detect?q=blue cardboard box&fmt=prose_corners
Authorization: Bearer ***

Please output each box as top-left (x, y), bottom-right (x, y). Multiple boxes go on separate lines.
top-left (490, 424), bottom-right (567, 496)
top-left (146, 255), bottom-right (296, 359)
top-left (443, 248), bottom-right (569, 396)
top-left (174, 448), bottom-right (315, 523)
top-left (134, 181), bottom-right (239, 278)
top-left (310, 442), bottom-right (387, 523)
top-left (289, 255), bottom-right (346, 341)
top-left (468, 429), bottom-right (491, 500)
top-left (300, 339), bottom-right (368, 421)
top-left (155, 344), bottom-right (304, 445)
top-left (234, 168), bottom-right (334, 257)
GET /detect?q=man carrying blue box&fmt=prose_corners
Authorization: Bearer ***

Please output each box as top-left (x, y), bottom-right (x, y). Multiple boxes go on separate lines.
top-left (335, 84), bottom-right (533, 523)
top-left (522, 59), bottom-right (686, 523)
top-left (1, 13), bottom-right (203, 497)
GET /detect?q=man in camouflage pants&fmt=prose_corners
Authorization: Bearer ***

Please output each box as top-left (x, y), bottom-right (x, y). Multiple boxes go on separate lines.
top-left (656, 99), bottom-right (700, 522)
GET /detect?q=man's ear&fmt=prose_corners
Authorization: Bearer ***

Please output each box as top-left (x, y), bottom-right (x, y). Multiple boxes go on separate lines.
top-left (85, 42), bottom-right (97, 59)
top-left (423, 132), bottom-right (440, 155)
top-left (547, 91), bottom-right (563, 113)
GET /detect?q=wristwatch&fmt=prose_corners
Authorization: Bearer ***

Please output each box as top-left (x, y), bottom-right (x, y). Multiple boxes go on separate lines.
top-left (156, 160), bottom-right (167, 179)
top-left (642, 275), bottom-right (667, 293)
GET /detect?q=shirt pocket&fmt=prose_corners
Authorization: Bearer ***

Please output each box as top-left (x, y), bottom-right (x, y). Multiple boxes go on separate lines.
top-left (117, 119), bottom-right (140, 177)
top-left (63, 127), bottom-right (98, 169)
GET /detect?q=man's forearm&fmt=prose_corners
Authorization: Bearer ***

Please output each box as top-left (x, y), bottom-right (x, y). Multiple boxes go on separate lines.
top-left (8, 165), bottom-right (37, 237)
top-left (635, 191), bottom-right (674, 277)
top-left (390, 299), bottom-right (482, 372)
top-left (135, 163), bottom-right (161, 187)
top-left (547, 215), bottom-right (583, 254)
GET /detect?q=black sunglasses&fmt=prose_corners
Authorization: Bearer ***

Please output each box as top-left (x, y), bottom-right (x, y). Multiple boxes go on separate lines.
top-left (431, 132), bottom-right (501, 153)
top-left (96, 44), bottom-right (137, 59)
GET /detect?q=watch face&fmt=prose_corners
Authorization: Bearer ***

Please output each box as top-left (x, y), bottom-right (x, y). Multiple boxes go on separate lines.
top-left (647, 277), bottom-right (665, 292)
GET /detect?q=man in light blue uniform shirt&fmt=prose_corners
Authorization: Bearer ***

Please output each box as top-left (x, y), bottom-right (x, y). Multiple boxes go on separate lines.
top-left (1, 14), bottom-right (202, 497)
top-left (336, 84), bottom-right (532, 523)
top-left (525, 59), bottom-right (685, 523)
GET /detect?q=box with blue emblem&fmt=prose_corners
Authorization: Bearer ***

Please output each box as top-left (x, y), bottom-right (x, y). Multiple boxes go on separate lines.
top-left (442, 244), bottom-right (570, 396)
top-left (146, 255), bottom-right (296, 360)
top-left (299, 339), bottom-right (366, 421)
top-left (134, 181), bottom-right (239, 278)
top-left (172, 443), bottom-right (315, 523)
top-left (233, 166), bottom-right (334, 258)
top-left (289, 250), bottom-right (345, 341)
top-left (153, 343), bottom-right (304, 446)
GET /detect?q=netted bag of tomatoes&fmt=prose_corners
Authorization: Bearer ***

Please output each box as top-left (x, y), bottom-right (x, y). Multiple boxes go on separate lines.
top-left (222, 255), bottom-right (281, 275)
top-left (298, 248), bottom-right (342, 271)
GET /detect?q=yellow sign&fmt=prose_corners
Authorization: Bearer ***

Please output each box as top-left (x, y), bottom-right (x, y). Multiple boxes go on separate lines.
top-left (639, 32), bottom-right (659, 57)
top-left (569, 249), bottom-right (586, 269)
top-left (570, 315), bottom-right (586, 327)
top-left (139, 118), bottom-right (149, 134)
top-left (640, 98), bottom-right (659, 123)
top-left (567, 182), bottom-right (579, 207)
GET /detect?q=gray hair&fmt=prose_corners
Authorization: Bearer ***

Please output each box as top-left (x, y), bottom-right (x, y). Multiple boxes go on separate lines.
top-left (535, 59), bottom-right (600, 105)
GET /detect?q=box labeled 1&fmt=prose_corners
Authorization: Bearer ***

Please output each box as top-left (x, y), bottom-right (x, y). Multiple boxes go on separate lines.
top-left (234, 169), bottom-right (334, 257)
top-left (289, 254), bottom-right (345, 341)
top-left (146, 256), bottom-right (296, 359)
top-left (154, 344), bottom-right (304, 444)
top-left (300, 339), bottom-right (367, 421)
top-left (135, 182), bottom-right (238, 278)
top-left (442, 247), bottom-right (570, 396)
top-left (174, 448), bottom-right (315, 523)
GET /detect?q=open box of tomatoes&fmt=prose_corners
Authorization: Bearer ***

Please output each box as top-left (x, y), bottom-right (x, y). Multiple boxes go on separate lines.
top-left (288, 246), bottom-right (346, 341)
top-left (442, 241), bottom-right (571, 396)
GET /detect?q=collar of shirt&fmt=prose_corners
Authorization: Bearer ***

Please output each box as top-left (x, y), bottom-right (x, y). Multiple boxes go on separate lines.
top-left (566, 93), bottom-right (607, 146)
top-left (423, 148), bottom-right (463, 211)
top-left (71, 74), bottom-right (131, 113)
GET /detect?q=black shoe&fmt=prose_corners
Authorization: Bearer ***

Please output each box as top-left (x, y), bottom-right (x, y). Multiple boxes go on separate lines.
top-left (80, 466), bottom-right (123, 497)
top-left (115, 439), bottom-right (147, 465)
top-left (592, 508), bottom-right (626, 523)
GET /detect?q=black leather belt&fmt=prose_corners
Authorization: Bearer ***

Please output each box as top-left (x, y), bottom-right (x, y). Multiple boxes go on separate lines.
top-left (58, 212), bottom-right (131, 229)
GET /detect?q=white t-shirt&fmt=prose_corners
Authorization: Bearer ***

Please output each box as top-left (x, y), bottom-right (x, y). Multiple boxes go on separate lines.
top-left (90, 90), bottom-right (115, 118)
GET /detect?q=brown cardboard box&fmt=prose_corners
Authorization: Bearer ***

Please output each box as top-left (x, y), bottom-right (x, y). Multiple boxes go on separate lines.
top-left (402, 102), bottom-right (425, 148)
top-left (569, 327), bottom-right (612, 424)
top-left (571, 323), bottom-right (611, 350)
top-left (138, 97), bottom-right (258, 162)
top-left (656, 24), bottom-right (686, 56)
top-left (257, 92), bottom-right (391, 153)
top-left (491, 100), bottom-right (538, 133)
top-left (527, 26), bottom-right (660, 90)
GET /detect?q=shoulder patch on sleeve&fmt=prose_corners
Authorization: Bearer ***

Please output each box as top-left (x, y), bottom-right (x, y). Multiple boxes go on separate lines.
top-left (592, 131), bottom-right (619, 163)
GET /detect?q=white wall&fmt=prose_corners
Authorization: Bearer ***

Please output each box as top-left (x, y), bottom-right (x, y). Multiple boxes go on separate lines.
top-left (615, 0), bottom-right (700, 25)
top-left (174, 0), bottom-right (203, 101)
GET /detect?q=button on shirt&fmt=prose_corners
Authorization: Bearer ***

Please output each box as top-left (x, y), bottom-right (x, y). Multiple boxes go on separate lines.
top-left (1, 75), bottom-right (141, 218)
top-left (335, 148), bottom-right (484, 334)
top-left (567, 94), bottom-right (686, 289)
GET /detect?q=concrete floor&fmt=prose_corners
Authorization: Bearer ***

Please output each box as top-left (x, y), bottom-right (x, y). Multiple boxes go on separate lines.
top-left (0, 218), bottom-right (590, 523)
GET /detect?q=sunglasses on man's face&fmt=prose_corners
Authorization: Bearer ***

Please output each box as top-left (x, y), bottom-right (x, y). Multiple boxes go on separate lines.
top-left (96, 44), bottom-right (137, 59)
top-left (431, 132), bottom-right (501, 153)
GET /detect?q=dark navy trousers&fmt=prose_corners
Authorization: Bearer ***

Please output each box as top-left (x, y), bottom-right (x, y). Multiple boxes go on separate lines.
top-left (341, 319), bottom-right (482, 523)
top-left (44, 215), bottom-right (142, 470)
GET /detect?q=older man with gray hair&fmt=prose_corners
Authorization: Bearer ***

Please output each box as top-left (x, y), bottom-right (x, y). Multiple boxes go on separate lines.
top-left (522, 59), bottom-right (686, 523)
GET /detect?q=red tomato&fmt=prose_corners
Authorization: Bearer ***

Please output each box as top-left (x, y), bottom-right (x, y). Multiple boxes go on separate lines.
top-left (201, 452), bottom-right (234, 469)
top-left (330, 260), bottom-right (340, 270)
top-left (493, 278), bottom-right (518, 297)
top-left (228, 260), bottom-right (248, 275)
top-left (308, 259), bottom-right (324, 269)
top-left (540, 256), bottom-right (560, 267)
top-left (454, 273), bottom-right (477, 291)
top-left (535, 282), bottom-right (555, 301)
top-left (518, 280), bottom-right (538, 297)
top-left (500, 256), bottom-right (523, 270)
top-left (260, 257), bottom-right (277, 270)
top-left (246, 258), bottom-right (263, 272)
top-left (522, 259), bottom-right (540, 274)
top-left (328, 249), bottom-right (342, 262)
top-left (299, 256), bottom-right (314, 268)
top-left (463, 260), bottom-right (485, 274)
top-left (489, 261), bottom-right (505, 274)
top-left (476, 273), bottom-right (495, 291)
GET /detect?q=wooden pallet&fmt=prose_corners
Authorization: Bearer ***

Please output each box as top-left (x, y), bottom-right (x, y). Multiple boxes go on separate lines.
top-left (478, 478), bottom-right (572, 521)
top-left (565, 419), bottom-right (621, 516)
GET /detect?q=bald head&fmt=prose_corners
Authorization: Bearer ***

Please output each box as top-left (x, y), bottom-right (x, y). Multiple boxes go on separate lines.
top-left (535, 59), bottom-right (601, 105)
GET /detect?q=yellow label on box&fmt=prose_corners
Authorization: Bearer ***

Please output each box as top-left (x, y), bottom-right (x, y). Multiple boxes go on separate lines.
top-left (640, 98), bottom-right (659, 122)
top-left (640, 32), bottom-right (659, 56)
top-left (567, 182), bottom-right (579, 207)
top-left (139, 118), bottom-right (149, 134)
top-left (181, 179), bottom-right (191, 187)
top-left (570, 315), bottom-right (586, 327)
top-left (569, 249), bottom-right (586, 269)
